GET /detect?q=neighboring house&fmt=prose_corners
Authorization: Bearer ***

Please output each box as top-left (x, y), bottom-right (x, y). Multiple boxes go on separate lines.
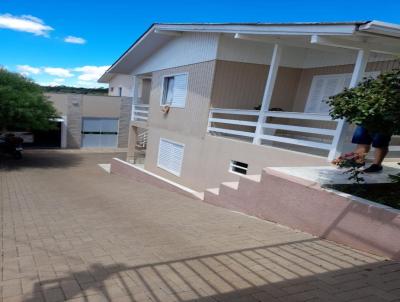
top-left (23, 93), bottom-right (132, 149)
top-left (98, 21), bottom-right (400, 191)
top-left (107, 74), bottom-right (134, 97)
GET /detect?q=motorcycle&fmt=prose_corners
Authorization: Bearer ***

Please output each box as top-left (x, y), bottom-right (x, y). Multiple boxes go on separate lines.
top-left (0, 134), bottom-right (24, 159)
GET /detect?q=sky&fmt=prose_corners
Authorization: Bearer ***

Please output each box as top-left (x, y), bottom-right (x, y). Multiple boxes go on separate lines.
top-left (1, 0), bottom-right (400, 88)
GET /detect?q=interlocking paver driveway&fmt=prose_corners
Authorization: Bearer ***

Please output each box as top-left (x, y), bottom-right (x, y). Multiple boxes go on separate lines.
top-left (0, 151), bottom-right (399, 302)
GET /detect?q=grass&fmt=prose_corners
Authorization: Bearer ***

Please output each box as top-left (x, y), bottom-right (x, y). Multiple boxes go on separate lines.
top-left (328, 183), bottom-right (400, 210)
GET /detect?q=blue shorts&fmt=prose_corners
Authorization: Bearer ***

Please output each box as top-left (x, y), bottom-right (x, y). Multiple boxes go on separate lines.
top-left (352, 126), bottom-right (391, 148)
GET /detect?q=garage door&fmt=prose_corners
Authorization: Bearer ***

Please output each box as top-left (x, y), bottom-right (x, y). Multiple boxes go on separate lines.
top-left (81, 118), bottom-right (118, 148)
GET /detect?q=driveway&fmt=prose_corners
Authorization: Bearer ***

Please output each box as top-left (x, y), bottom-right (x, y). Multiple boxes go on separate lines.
top-left (0, 151), bottom-right (399, 302)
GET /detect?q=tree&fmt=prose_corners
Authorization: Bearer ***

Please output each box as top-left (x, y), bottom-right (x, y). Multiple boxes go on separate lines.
top-left (327, 68), bottom-right (400, 135)
top-left (0, 68), bottom-right (58, 132)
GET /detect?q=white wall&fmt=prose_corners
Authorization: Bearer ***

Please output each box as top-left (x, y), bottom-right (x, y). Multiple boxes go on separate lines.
top-left (131, 32), bottom-right (219, 75)
top-left (108, 74), bottom-right (133, 97)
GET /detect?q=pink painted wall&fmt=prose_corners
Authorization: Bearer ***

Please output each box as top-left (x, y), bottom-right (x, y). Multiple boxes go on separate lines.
top-left (205, 169), bottom-right (400, 260)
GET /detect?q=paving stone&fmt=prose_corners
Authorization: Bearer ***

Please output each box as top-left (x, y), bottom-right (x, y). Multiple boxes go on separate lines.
top-left (0, 151), bottom-right (399, 302)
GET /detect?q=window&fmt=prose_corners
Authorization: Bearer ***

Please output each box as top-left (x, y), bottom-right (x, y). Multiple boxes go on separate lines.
top-left (118, 87), bottom-right (122, 97)
top-left (161, 74), bottom-right (188, 108)
top-left (157, 138), bottom-right (185, 176)
top-left (230, 160), bottom-right (248, 175)
top-left (306, 72), bottom-right (380, 114)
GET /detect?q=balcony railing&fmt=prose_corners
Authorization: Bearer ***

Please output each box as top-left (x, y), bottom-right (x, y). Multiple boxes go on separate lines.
top-left (131, 104), bottom-right (149, 122)
top-left (207, 108), bottom-right (340, 154)
top-left (208, 108), bottom-right (400, 157)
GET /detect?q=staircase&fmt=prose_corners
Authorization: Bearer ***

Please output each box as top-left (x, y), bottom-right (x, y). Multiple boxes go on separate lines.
top-left (133, 130), bottom-right (148, 164)
top-left (135, 130), bottom-right (148, 149)
top-left (204, 173), bottom-right (264, 215)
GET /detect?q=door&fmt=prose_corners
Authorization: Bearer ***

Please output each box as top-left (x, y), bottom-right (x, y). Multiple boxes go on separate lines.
top-left (81, 118), bottom-right (118, 148)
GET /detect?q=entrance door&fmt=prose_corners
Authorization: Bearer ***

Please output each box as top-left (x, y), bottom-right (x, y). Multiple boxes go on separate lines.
top-left (81, 118), bottom-right (118, 148)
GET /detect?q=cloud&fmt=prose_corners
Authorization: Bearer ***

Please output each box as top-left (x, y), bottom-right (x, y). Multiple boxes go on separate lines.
top-left (0, 14), bottom-right (53, 36)
top-left (43, 67), bottom-right (74, 78)
top-left (64, 36), bottom-right (86, 44)
top-left (17, 65), bottom-right (41, 76)
top-left (74, 65), bottom-right (110, 81)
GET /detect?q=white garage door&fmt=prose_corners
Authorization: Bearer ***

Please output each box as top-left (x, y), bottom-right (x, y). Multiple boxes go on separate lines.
top-left (81, 118), bottom-right (118, 148)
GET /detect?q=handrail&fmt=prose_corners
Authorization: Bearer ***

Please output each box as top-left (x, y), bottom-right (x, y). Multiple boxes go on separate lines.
top-left (207, 107), bottom-right (341, 154)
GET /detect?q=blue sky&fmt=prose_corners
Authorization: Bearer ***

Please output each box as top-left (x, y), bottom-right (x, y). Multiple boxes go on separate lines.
top-left (1, 0), bottom-right (400, 88)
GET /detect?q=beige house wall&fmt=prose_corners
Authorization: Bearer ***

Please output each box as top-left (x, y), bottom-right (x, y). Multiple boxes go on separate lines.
top-left (144, 127), bottom-right (327, 191)
top-left (45, 93), bottom-right (68, 116)
top-left (147, 60), bottom-right (216, 138)
top-left (82, 95), bottom-right (121, 118)
top-left (133, 58), bottom-right (399, 191)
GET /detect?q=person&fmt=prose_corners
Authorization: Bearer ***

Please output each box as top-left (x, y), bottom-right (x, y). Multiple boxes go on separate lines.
top-left (351, 125), bottom-right (392, 173)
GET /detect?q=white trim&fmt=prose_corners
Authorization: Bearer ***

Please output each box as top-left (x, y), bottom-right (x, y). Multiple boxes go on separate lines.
top-left (262, 123), bottom-right (336, 136)
top-left (159, 72), bottom-right (189, 108)
top-left (157, 138), bottom-right (185, 176)
top-left (209, 108), bottom-right (260, 115)
top-left (209, 118), bottom-right (257, 127)
top-left (155, 24), bottom-right (358, 36)
top-left (265, 111), bottom-right (333, 121)
top-left (311, 35), bottom-right (400, 55)
top-left (253, 43), bottom-right (282, 144)
top-left (208, 127), bottom-right (255, 138)
top-left (328, 49), bottom-right (370, 161)
top-left (260, 134), bottom-right (332, 150)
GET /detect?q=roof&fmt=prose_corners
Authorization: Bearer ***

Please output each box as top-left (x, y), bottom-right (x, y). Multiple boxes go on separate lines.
top-left (98, 20), bottom-right (400, 83)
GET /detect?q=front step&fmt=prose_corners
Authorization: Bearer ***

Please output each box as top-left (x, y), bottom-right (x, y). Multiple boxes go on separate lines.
top-left (221, 181), bottom-right (239, 190)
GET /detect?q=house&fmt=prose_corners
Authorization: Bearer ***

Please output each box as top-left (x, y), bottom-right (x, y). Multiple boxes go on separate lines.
top-left (21, 93), bottom-right (132, 149)
top-left (98, 21), bottom-right (400, 192)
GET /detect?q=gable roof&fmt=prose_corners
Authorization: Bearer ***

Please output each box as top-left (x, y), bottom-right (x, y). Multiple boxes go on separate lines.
top-left (98, 20), bottom-right (400, 83)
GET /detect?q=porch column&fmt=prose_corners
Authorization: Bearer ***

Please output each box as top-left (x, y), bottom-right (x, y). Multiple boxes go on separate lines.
top-left (328, 49), bottom-right (370, 160)
top-left (131, 76), bottom-right (137, 121)
top-left (253, 43), bottom-right (282, 145)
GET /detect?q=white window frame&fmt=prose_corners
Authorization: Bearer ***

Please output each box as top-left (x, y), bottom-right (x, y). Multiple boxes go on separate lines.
top-left (160, 72), bottom-right (189, 108)
top-left (305, 71), bottom-right (380, 114)
top-left (157, 138), bottom-right (185, 177)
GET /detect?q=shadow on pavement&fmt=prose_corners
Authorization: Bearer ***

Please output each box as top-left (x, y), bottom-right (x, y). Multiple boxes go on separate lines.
top-left (23, 239), bottom-right (400, 302)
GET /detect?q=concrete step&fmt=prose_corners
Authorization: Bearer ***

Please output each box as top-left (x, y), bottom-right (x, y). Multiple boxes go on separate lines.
top-left (221, 181), bottom-right (239, 190)
top-left (240, 174), bottom-right (261, 182)
top-left (206, 187), bottom-right (220, 195)
top-left (204, 187), bottom-right (221, 206)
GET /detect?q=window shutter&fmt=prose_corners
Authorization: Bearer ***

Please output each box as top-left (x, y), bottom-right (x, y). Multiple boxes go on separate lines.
top-left (172, 74), bottom-right (188, 108)
top-left (157, 139), bottom-right (184, 176)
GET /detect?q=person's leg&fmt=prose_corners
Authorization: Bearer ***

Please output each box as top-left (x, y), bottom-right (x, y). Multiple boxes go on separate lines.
top-left (364, 132), bottom-right (391, 173)
top-left (372, 147), bottom-right (389, 166)
top-left (351, 127), bottom-right (372, 162)
top-left (355, 144), bottom-right (370, 156)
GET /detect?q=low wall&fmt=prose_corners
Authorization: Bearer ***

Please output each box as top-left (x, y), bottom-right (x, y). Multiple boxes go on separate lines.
top-left (205, 168), bottom-right (400, 260)
top-left (110, 158), bottom-right (203, 200)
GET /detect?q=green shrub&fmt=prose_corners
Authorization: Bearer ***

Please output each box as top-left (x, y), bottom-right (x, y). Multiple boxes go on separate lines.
top-left (327, 68), bottom-right (400, 135)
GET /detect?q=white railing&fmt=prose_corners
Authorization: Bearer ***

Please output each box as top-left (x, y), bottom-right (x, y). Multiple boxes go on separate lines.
top-left (132, 104), bottom-right (149, 122)
top-left (207, 108), bottom-right (339, 153)
top-left (136, 130), bottom-right (148, 149)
